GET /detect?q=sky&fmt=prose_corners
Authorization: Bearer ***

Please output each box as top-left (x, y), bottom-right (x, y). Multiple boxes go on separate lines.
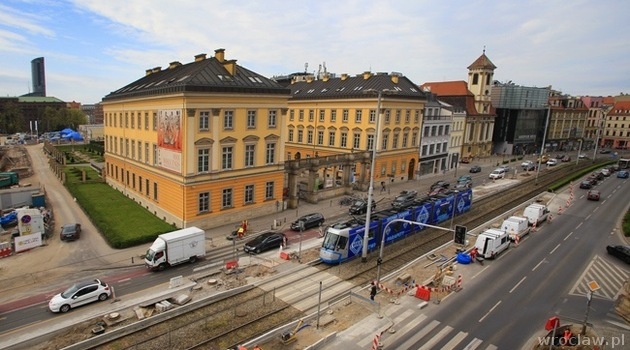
top-left (1, 0), bottom-right (629, 104)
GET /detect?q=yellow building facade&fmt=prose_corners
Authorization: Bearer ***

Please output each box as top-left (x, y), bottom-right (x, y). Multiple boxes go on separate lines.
top-left (102, 49), bottom-right (290, 229)
top-left (285, 72), bottom-right (428, 188)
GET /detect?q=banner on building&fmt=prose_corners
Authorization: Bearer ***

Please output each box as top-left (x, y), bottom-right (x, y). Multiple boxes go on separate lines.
top-left (157, 109), bottom-right (182, 173)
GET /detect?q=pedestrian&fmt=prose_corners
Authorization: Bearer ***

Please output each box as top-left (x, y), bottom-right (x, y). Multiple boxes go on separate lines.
top-left (370, 285), bottom-right (377, 301)
top-left (380, 181), bottom-right (386, 194)
top-left (470, 247), bottom-right (478, 263)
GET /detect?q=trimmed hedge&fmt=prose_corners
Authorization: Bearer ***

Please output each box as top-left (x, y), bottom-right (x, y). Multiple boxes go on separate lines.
top-left (547, 161), bottom-right (616, 192)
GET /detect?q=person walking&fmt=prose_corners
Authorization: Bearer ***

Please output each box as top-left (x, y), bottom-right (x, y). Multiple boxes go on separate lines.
top-left (380, 181), bottom-right (386, 194)
top-left (370, 284), bottom-right (377, 301)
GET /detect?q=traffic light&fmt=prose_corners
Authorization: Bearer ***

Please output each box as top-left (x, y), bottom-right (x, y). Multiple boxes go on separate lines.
top-left (454, 225), bottom-right (467, 245)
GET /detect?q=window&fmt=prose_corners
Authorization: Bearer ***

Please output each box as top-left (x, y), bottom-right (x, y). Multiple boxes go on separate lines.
top-left (395, 110), bottom-right (401, 123)
top-left (289, 109), bottom-right (295, 121)
top-left (222, 146), bottom-right (233, 169)
top-left (317, 131), bottom-right (324, 145)
top-left (153, 144), bottom-right (157, 165)
top-left (298, 130), bottom-right (304, 143)
top-left (153, 182), bottom-right (158, 200)
top-left (199, 111), bottom-right (209, 130)
top-left (309, 109), bottom-right (314, 122)
top-left (137, 141), bottom-right (142, 162)
top-left (319, 110), bottom-right (325, 122)
top-left (438, 125), bottom-right (443, 135)
top-left (145, 142), bottom-right (149, 164)
top-left (355, 110), bottom-right (362, 123)
top-left (222, 188), bottom-right (233, 208)
top-left (381, 164), bottom-right (387, 176)
top-left (299, 110), bottom-right (304, 122)
top-left (265, 181), bottom-right (274, 200)
top-left (268, 110), bottom-right (277, 127)
top-left (445, 125), bottom-right (450, 134)
top-left (153, 112), bottom-right (157, 131)
top-left (342, 109), bottom-right (349, 122)
top-left (392, 134), bottom-right (399, 149)
top-left (131, 113), bottom-right (135, 128)
top-left (288, 129), bottom-right (294, 142)
top-left (367, 134), bottom-right (375, 151)
top-left (391, 162), bottom-right (397, 175)
top-left (145, 113), bottom-right (149, 130)
top-left (245, 144), bottom-right (255, 167)
top-left (307, 130), bottom-right (314, 144)
top-left (402, 133), bottom-right (408, 148)
top-left (244, 185), bottom-right (254, 204)
top-left (352, 134), bottom-right (361, 149)
top-left (198, 148), bottom-right (209, 172)
top-left (125, 139), bottom-right (129, 157)
top-left (131, 140), bottom-right (136, 159)
top-left (247, 110), bottom-right (256, 128)
top-left (224, 110), bottom-right (234, 129)
top-left (341, 132), bottom-right (348, 148)
top-left (472, 73), bottom-right (479, 85)
top-left (422, 145), bottom-right (428, 156)
top-left (384, 110), bottom-right (391, 124)
top-left (431, 126), bottom-right (437, 136)
top-left (328, 131), bottom-right (336, 146)
top-left (381, 134), bottom-right (388, 150)
top-left (405, 110), bottom-right (410, 123)
top-left (139, 176), bottom-right (142, 192)
top-left (199, 192), bottom-right (210, 212)
top-left (369, 109), bottom-right (376, 123)
top-left (414, 110), bottom-right (420, 123)
top-left (137, 113), bottom-right (141, 129)
top-left (125, 113), bottom-right (128, 127)
top-left (331, 110), bottom-right (337, 122)
top-left (266, 143), bottom-right (276, 164)
top-left (146, 179), bottom-right (150, 196)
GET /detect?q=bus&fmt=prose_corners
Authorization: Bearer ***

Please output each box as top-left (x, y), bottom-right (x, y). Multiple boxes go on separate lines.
top-left (618, 158), bottom-right (630, 169)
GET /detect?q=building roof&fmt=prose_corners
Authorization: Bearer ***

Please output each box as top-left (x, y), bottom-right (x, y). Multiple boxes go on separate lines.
top-left (420, 81), bottom-right (472, 96)
top-left (18, 96), bottom-right (64, 103)
top-left (610, 101), bottom-right (630, 115)
top-left (103, 50), bottom-right (290, 101)
top-left (287, 72), bottom-right (428, 101)
top-left (467, 52), bottom-right (497, 70)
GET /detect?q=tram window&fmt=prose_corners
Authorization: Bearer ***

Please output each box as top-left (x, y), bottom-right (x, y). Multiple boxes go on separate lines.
top-left (368, 228), bottom-right (376, 239)
top-left (323, 234), bottom-right (338, 250)
top-left (391, 222), bottom-right (404, 232)
top-left (337, 236), bottom-right (348, 250)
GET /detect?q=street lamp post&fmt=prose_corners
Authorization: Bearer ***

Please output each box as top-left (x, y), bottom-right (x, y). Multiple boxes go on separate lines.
top-left (361, 89), bottom-right (393, 262)
top-left (593, 105), bottom-right (611, 162)
top-left (535, 105), bottom-right (551, 185)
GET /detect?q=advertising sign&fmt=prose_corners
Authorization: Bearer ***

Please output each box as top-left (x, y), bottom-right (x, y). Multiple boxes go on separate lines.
top-left (14, 233), bottom-right (42, 252)
top-left (16, 208), bottom-right (45, 236)
top-left (157, 109), bottom-right (182, 173)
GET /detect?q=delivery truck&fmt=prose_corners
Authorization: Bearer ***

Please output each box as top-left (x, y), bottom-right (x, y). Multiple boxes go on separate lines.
top-left (501, 216), bottom-right (531, 242)
top-left (523, 203), bottom-right (549, 226)
top-left (474, 228), bottom-right (510, 259)
top-left (145, 227), bottom-right (206, 271)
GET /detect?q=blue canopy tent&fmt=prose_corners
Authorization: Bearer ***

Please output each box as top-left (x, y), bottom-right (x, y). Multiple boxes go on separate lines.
top-left (63, 131), bottom-right (84, 141)
top-left (60, 128), bottom-right (74, 136)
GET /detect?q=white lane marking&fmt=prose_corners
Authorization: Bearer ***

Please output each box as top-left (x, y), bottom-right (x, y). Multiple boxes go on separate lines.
top-left (472, 265), bottom-right (490, 280)
top-left (549, 244), bottom-right (561, 255)
top-left (509, 276), bottom-right (527, 294)
top-left (479, 300), bottom-right (501, 323)
top-left (532, 259), bottom-right (545, 271)
top-left (576, 222), bottom-right (583, 229)
top-left (564, 231), bottom-right (573, 241)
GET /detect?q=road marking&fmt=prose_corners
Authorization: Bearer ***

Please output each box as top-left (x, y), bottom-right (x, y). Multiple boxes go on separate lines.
top-left (509, 276), bottom-right (527, 293)
top-left (585, 214), bottom-right (591, 220)
top-left (576, 222), bottom-right (583, 229)
top-left (485, 345), bottom-right (498, 350)
top-left (462, 338), bottom-right (483, 350)
top-left (549, 244), bottom-right (561, 254)
top-left (441, 330), bottom-right (469, 350)
top-left (418, 325), bottom-right (453, 350)
top-left (532, 259), bottom-right (545, 271)
top-left (564, 231), bottom-right (573, 241)
top-left (479, 300), bottom-right (501, 323)
top-left (398, 320), bottom-right (439, 349)
top-left (117, 278), bottom-right (131, 283)
top-left (472, 265), bottom-right (489, 280)
top-left (593, 206), bottom-right (599, 212)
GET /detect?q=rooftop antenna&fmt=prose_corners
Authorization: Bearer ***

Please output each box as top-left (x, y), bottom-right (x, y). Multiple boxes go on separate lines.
top-left (304, 62), bottom-right (308, 73)
top-left (483, 45), bottom-right (486, 54)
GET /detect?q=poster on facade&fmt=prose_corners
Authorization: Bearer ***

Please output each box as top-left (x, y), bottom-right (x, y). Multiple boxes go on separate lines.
top-left (157, 109), bottom-right (182, 173)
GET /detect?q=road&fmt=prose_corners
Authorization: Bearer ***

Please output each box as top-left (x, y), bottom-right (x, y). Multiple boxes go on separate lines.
top-left (384, 172), bottom-right (630, 349)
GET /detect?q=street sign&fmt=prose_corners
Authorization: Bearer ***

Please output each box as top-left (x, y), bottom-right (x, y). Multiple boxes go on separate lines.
top-left (587, 280), bottom-right (600, 292)
top-left (454, 225), bottom-right (467, 245)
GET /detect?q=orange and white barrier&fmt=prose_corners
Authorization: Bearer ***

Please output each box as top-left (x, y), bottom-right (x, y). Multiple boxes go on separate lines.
top-left (558, 206), bottom-right (563, 215)
top-left (548, 213), bottom-right (553, 223)
top-left (372, 331), bottom-right (384, 350)
top-left (0, 246), bottom-right (11, 259)
top-left (532, 220), bottom-right (538, 232)
top-left (515, 235), bottom-right (520, 246)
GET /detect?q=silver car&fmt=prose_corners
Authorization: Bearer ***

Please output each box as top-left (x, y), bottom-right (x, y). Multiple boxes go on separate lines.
top-left (48, 279), bottom-right (111, 313)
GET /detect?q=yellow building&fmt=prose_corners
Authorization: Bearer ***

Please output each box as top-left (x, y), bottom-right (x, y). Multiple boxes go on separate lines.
top-left (101, 49), bottom-right (290, 229)
top-left (285, 72), bottom-right (428, 193)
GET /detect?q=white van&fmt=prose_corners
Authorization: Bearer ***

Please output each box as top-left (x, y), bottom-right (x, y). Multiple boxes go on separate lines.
top-left (523, 203), bottom-right (549, 226)
top-left (501, 216), bottom-right (530, 241)
top-left (489, 168), bottom-right (506, 179)
top-left (474, 228), bottom-right (510, 259)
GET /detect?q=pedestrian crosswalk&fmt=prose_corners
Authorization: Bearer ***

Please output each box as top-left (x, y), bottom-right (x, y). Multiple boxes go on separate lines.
top-left (353, 309), bottom-right (498, 350)
top-left (570, 255), bottom-right (629, 300)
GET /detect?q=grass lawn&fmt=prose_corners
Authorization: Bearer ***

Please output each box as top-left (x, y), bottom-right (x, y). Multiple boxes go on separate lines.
top-left (63, 167), bottom-right (174, 249)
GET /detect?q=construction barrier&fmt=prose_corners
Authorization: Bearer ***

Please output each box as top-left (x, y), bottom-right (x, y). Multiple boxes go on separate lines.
top-left (515, 235), bottom-right (520, 246)
top-left (548, 213), bottom-right (553, 223)
top-left (532, 220), bottom-right (538, 232)
top-left (558, 206), bottom-right (564, 215)
top-left (0, 246), bottom-right (11, 259)
top-left (415, 286), bottom-right (431, 301)
top-left (372, 331), bottom-right (384, 350)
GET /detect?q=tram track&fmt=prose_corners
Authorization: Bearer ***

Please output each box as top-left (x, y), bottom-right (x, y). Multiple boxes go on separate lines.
top-left (70, 162), bottom-right (604, 350)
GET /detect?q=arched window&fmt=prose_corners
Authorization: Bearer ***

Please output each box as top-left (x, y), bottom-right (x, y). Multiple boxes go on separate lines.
top-left (472, 73), bottom-right (479, 85)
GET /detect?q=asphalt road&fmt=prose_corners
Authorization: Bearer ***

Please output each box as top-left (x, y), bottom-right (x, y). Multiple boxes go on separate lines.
top-left (386, 173), bottom-right (630, 349)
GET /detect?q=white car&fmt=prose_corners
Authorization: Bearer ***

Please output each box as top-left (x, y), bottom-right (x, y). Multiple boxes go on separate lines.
top-left (521, 161), bottom-right (535, 171)
top-left (546, 158), bottom-right (558, 166)
top-left (48, 279), bottom-right (111, 313)
top-left (489, 168), bottom-right (506, 179)
top-left (578, 154), bottom-right (587, 159)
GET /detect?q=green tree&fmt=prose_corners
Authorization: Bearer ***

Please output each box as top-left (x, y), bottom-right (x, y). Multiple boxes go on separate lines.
top-left (0, 101), bottom-right (23, 134)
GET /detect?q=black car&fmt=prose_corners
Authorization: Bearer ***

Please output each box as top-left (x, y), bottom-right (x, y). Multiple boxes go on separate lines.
top-left (469, 165), bottom-right (481, 173)
top-left (579, 181), bottom-right (592, 189)
top-left (607, 245), bottom-right (630, 264)
top-left (349, 199), bottom-right (376, 215)
top-left (243, 232), bottom-right (286, 254)
top-left (391, 190), bottom-right (418, 209)
top-left (60, 223), bottom-right (82, 241)
top-left (430, 181), bottom-right (450, 191)
top-left (290, 213), bottom-right (325, 231)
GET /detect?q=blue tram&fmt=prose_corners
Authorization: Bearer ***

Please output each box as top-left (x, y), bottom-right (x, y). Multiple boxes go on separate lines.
top-left (320, 188), bottom-right (473, 264)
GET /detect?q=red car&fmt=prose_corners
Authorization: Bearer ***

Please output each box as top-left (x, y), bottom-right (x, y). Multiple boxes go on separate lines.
top-left (587, 190), bottom-right (600, 201)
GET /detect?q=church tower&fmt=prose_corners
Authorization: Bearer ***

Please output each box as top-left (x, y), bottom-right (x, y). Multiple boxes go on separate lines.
top-left (467, 49), bottom-right (496, 114)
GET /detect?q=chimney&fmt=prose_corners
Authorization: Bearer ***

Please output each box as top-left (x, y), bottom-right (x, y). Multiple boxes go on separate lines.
top-left (362, 71), bottom-right (371, 80)
top-left (306, 76), bottom-right (314, 83)
top-left (215, 48), bottom-right (226, 62)
top-left (152, 67), bottom-right (162, 73)
top-left (194, 53), bottom-right (207, 62)
top-left (391, 74), bottom-right (399, 84)
top-left (223, 59), bottom-right (237, 75)
top-left (322, 74), bottom-right (330, 82)
top-left (145, 69), bottom-right (153, 76)
top-left (341, 74), bottom-right (348, 81)
top-left (169, 61), bottom-right (182, 69)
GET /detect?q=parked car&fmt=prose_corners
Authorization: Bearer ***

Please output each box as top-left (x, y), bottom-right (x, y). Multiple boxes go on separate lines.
top-left (561, 155), bottom-right (571, 162)
top-left (429, 187), bottom-right (448, 196)
top-left (391, 190), bottom-right (418, 209)
top-left (290, 213), bottom-right (325, 231)
top-left (243, 231), bottom-right (286, 254)
top-left (348, 199), bottom-right (376, 215)
top-left (592, 172), bottom-right (604, 181)
top-left (537, 155), bottom-right (550, 163)
top-left (617, 170), bottom-right (629, 179)
top-left (600, 168), bottom-right (611, 177)
top-left (457, 175), bottom-right (473, 188)
top-left (546, 158), bottom-right (558, 166)
top-left (585, 176), bottom-right (598, 186)
top-left (607, 245), bottom-right (630, 264)
top-left (430, 181), bottom-right (450, 191)
top-left (489, 168), bottom-right (506, 180)
top-left (60, 223), bottom-right (82, 241)
top-left (460, 157), bottom-right (470, 164)
top-left (579, 181), bottom-right (593, 189)
top-left (499, 164), bottom-right (511, 172)
top-left (599, 149), bottom-right (611, 154)
top-left (587, 190), bottom-right (600, 201)
top-left (48, 279), bottom-right (111, 313)
top-left (469, 165), bottom-right (482, 173)
top-left (578, 154), bottom-right (587, 159)
top-left (521, 160), bottom-right (535, 171)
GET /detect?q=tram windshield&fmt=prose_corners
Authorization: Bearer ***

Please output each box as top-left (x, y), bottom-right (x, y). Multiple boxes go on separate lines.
top-left (322, 230), bottom-right (339, 250)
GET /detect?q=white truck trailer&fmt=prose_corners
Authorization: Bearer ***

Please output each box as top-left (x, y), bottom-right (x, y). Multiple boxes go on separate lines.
top-left (145, 227), bottom-right (206, 271)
